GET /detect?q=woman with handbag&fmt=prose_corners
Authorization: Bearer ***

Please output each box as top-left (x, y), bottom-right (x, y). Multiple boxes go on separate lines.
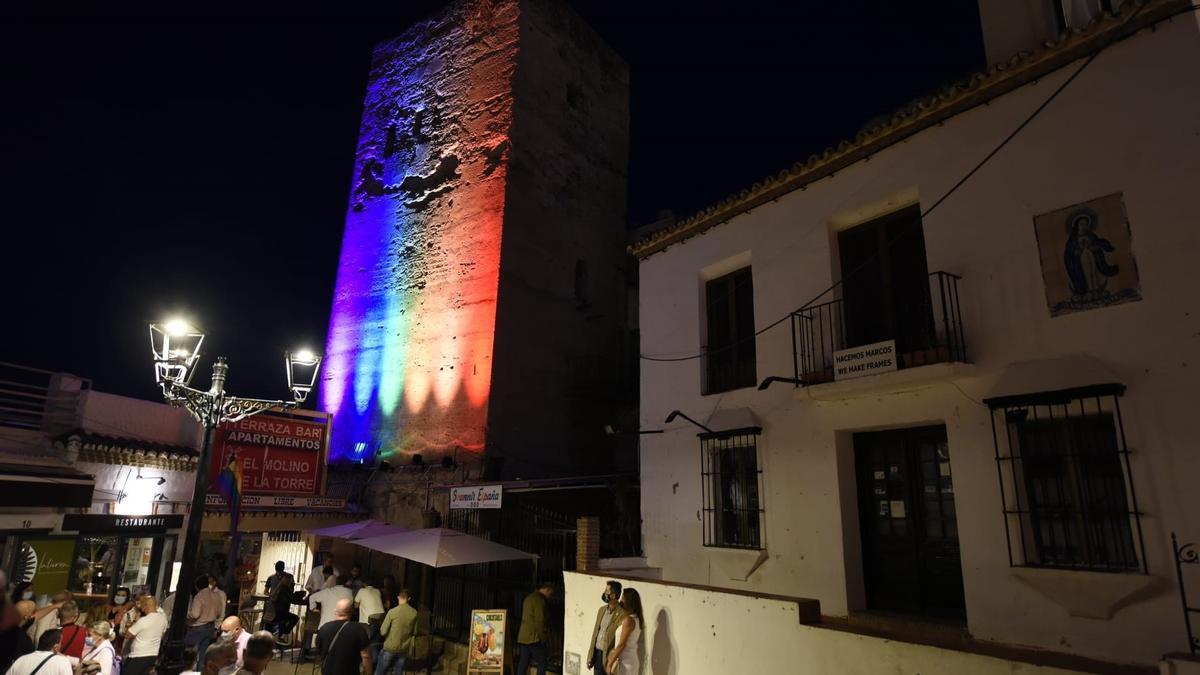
top-left (74, 622), bottom-right (116, 675)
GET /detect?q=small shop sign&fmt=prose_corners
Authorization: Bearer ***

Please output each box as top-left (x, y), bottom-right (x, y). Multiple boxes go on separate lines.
top-left (450, 485), bottom-right (503, 510)
top-left (832, 339), bottom-right (897, 381)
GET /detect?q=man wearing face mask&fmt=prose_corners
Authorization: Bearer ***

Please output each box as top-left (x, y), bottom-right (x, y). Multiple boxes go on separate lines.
top-left (586, 581), bottom-right (626, 675)
top-left (218, 616), bottom-right (251, 669)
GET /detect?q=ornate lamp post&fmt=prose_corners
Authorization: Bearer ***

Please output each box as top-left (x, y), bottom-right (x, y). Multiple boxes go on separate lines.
top-left (149, 318), bottom-right (321, 675)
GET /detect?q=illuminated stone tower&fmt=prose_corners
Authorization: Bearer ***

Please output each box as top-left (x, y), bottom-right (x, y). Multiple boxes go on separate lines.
top-left (323, 0), bottom-right (630, 478)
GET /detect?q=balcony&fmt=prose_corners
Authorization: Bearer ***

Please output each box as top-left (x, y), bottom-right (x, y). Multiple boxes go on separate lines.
top-left (789, 271), bottom-right (967, 386)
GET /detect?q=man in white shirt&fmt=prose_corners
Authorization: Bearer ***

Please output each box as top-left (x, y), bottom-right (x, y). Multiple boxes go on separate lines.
top-left (304, 554), bottom-right (339, 594)
top-left (307, 576), bottom-right (352, 629)
top-left (123, 596), bottom-right (168, 675)
top-left (219, 616), bottom-right (252, 667)
top-left (29, 593), bottom-right (69, 644)
top-left (6, 630), bottom-right (73, 675)
top-left (353, 580), bottom-right (384, 625)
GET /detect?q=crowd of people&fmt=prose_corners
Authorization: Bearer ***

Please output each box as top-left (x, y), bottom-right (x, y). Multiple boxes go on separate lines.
top-left (0, 568), bottom-right (288, 675)
top-left (301, 554), bottom-right (417, 675)
top-left (0, 552), bottom-right (621, 675)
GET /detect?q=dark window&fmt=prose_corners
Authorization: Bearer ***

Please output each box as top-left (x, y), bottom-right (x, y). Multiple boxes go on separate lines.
top-left (704, 267), bottom-right (756, 393)
top-left (701, 429), bottom-right (763, 549)
top-left (987, 385), bottom-right (1145, 573)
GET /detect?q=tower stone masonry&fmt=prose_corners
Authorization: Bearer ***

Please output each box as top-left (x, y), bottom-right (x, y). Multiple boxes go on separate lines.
top-left (323, 0), bottom-right (630, 479)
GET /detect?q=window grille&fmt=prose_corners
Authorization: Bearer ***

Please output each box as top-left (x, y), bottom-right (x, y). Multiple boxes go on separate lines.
top-left (704, 267), bottom-right (757, 394)
top-left (986, 384), bottom-right (1146, 573)
top-left (701, 428), bottom-right (764, 549)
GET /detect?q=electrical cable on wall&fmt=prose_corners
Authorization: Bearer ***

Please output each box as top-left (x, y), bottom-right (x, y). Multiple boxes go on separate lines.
top-left (639, 1), bottom-right (1177, 364)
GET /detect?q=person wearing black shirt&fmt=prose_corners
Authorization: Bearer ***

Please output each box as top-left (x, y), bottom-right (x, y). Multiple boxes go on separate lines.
top-left (316, 599), bottom-right (370, 675)
top-left (0, 571), bottom-right (34, 674)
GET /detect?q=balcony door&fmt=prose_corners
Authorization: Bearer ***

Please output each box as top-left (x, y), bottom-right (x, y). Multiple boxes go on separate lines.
top-left (838, 206), bottom-right (933, 355)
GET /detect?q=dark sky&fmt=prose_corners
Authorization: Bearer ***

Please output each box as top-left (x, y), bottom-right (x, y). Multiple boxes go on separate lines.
top-left (0, 1), bottom-right (983, 400)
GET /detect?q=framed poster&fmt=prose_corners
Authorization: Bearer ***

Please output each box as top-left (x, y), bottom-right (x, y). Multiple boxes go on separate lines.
top-left (467, 609), bottom-right (507, 674)
top-left (1034, 193), bottom-right (1142, 317)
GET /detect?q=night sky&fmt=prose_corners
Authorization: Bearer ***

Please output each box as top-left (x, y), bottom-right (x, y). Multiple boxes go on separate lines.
top-left (1, 1), bottom-right (983, 401)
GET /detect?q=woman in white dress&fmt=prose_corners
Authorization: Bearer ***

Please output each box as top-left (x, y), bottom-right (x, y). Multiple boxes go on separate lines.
top-left (605, 588), bottom-right (644, 675)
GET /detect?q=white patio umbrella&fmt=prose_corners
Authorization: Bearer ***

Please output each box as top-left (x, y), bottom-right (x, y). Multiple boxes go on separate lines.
top-left (308, 519), bottom-right (388, 538)
top-left (352, 527), bottom-right (538, 567)
top-left (353, 528), bottom-right (539, 675)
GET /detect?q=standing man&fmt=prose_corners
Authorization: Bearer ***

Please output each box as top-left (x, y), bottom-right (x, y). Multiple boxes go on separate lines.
top-left (5, 630), bottom-right (72, 675)
top-left (344, 566), bottom-right (364, 595)
top-left (308, 576), bottom-right (353, 630)
top-left (218, 616), bottom-right (251, 667)
top-left (123, 596), bottom-right (168, 675)
top-left (234, 631), bottom-right (276, 675)
top-left (374, 590), bottom-right (416, 675)
top-left (587, 581), bottom-right (626, 675)
top-left (353, 579), bottom-right (383, 626)
top-left (516, 582), bottom-right (554, 675)
top-left (316, 599), bottom-right (371, 675)
top-left (187, 575), bottom-right (227, 670)
top-left (0, 570), bottom-right (35, 674)
top-left (305, 554), bottom-right (339, 594)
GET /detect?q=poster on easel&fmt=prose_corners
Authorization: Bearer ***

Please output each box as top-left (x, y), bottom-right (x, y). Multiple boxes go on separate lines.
top-left (466, 609), bottom-right (506, 674)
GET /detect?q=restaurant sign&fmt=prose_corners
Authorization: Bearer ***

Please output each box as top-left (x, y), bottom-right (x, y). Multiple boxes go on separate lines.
top-left (209, 412), bottom-right (330, 498)
top-left (450, 485), bottom-right (503, 510)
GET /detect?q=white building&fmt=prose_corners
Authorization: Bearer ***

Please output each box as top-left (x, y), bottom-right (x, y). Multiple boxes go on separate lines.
top-left (568, 1), bottom-right (1200, 671)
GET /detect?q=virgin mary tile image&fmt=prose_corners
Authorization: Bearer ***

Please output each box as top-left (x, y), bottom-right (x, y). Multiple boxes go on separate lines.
top-left (1033, 193), bottom-right (1142, 317)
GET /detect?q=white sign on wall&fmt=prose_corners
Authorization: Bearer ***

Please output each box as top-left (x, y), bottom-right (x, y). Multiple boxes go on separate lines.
top-left (205, 494), bottom-right (346, 509)
top-left (832, 339), bottom-right (898, 381)
top-left (450, 485), bottom-right (503, 510)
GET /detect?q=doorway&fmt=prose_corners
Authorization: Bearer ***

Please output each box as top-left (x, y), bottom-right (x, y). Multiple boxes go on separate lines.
top-left (854, 425), bottom-right (964, 619)
top-left (838, 206), bottom-right (934, 355)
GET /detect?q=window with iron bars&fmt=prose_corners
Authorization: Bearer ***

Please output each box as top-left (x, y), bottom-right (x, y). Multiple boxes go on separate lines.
top-left (701, 428), bottom-right (764, 549)
top-left (986, 383), bottom-right (1146, 573)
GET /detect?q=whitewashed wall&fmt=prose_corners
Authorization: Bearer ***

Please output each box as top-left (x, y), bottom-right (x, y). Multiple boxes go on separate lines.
top-left (637, 15), bottom-right (1200, 667)
top-left (563, 571), bottom-right (1089, 675)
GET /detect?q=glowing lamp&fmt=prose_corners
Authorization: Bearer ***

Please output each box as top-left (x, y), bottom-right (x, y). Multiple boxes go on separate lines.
top-left (286, 349), bottom-right (323, 403)
top-left (149, 319), bottom-right (205, 388)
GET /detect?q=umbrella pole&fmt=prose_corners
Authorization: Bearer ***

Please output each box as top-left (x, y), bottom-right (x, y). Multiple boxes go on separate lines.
top-left (426, 565), bottom-right (437, 675)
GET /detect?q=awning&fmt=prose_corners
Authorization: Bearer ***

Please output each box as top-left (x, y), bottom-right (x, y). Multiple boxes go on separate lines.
top-left (983, 354), bottom-right (1125, 408)
top-left (0, 462), bottom-right (94, 508)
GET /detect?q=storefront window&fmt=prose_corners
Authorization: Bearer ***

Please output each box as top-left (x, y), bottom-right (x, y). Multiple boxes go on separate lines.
top-left (120, 537), bottom-right (154, 593)
top-left (70, 535), bottom-right (120, 600)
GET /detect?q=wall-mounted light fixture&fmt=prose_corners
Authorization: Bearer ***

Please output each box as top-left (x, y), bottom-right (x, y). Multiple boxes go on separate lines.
top-left (663, 410), bottom-right (713, 434)
top-left (757, 376), bottom-right (806, 390)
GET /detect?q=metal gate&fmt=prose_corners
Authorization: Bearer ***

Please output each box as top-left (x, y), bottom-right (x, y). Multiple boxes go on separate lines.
top-left (436, 499), bottom-right (576, 668)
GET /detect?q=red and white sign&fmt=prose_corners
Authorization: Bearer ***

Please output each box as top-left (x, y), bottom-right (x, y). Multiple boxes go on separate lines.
top-left (208, 412), bottom-right (330, 497)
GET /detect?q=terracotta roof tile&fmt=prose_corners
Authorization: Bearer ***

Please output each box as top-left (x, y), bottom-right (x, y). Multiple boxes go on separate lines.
top-left (630, 0), bottom-right (1186, 259)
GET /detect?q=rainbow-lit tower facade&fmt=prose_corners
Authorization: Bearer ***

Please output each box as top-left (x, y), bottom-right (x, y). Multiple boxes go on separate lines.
top-left (323, 0), bottom-right (630, 476)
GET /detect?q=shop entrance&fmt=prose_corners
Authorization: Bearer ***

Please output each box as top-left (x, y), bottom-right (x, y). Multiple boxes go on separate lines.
top-left (854, 425), bottom-right (964, 619)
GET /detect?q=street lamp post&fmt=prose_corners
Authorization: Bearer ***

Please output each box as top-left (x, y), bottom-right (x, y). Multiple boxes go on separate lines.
top-left (149, 319), bottom-right (321, 675)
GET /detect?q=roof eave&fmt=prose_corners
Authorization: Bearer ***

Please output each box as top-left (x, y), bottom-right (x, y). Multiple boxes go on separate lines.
top-left (629, 0), bottom-right (1187, 260)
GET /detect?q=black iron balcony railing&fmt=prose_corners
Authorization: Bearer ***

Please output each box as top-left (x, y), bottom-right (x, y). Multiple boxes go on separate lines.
top-left (790, 271), bottom-right (967, 385)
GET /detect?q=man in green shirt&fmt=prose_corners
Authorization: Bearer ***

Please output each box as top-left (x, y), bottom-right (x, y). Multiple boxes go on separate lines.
top-left (375, 589), bottom-right (417, 675)
top-left (516, 581), bottom-right (554, 675)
